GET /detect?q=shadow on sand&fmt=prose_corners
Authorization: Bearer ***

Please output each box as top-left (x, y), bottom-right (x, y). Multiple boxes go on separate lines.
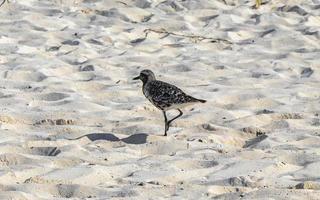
top-left (68, 133), bottom-right (148, 144)
top-left (243, 134), bottom-right (268, 148)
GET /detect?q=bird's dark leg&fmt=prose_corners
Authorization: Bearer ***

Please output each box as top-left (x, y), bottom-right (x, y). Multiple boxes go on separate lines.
top-left (0, 0), bottom-right (8, 7)
top-left (167, 109), bottom-right (183, 128)
top-left (162, 109), bottom-right (183, 136)
top-left (163, 111), bottom-right (169, 136)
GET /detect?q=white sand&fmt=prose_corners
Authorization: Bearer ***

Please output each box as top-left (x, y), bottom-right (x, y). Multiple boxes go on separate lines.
top-left (0, 0), bottom-right (319, 199)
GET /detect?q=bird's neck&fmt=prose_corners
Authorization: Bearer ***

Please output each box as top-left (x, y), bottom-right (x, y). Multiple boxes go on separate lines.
top-left (142, 78), bottom-right (155, 86)
top-left (142, 79), bottom-right (150, 87)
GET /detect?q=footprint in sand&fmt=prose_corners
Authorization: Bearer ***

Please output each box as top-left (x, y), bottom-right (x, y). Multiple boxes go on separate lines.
top-left (40, 92), bottom-right (69, 101)
top-left (5, 71), bottom-right (47, 82)
top-left (29, 147), bottom-right (61, 156)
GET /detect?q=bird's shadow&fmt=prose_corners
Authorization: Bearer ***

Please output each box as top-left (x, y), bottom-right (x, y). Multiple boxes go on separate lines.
top-left (69, 133), bottom-right (148, 144)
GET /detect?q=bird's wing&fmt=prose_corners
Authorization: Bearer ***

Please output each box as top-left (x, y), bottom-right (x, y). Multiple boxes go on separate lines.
top-left (148, 81), bottom-right (192, 105)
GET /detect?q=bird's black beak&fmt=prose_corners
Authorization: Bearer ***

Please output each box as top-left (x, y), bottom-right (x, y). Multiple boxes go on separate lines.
top-left (133, 76), bottom-right (140, 80)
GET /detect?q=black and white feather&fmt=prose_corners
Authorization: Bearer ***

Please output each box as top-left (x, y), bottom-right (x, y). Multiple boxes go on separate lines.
top-left (143, 80), bottom-right (205, 111)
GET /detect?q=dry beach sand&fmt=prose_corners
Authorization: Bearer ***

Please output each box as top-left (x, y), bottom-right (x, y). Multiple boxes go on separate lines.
top-left (0, 0), bottom-right (319, 199)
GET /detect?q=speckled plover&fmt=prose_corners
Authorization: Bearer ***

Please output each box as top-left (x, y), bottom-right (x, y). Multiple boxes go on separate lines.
top-left (133, 69), bottom-right (206, 136)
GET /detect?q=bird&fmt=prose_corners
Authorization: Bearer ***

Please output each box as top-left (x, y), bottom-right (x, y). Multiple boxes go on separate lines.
top-left (133, 69), bottom-right (206, 136)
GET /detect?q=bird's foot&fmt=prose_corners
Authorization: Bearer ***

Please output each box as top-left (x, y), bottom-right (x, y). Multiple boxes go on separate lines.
top-left (164, 123), bottom-right (169, 136)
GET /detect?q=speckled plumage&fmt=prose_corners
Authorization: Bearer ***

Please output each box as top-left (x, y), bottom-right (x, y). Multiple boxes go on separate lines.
top-left (133, 69), bottom-right (206, 136)
top-left (143, 80), bottom-right (203, 111)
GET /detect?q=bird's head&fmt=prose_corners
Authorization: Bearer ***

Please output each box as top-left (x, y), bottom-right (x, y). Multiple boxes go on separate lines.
top-left (133, 69), bottom-right (156, 83)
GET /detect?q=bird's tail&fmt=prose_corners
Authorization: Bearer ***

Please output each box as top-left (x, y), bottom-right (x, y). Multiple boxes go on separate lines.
top-left (192, 97), bottom-right (206, 103)
top-left (197, 98), bottom-right (206, 103)
top-left (189, 96), bottom-right (206, 103)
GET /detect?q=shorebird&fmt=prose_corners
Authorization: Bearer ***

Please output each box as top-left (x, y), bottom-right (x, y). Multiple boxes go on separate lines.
top-left (133, 69), bottom-right (206, 136)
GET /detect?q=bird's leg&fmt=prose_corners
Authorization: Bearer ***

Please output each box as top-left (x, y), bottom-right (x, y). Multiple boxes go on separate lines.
top-left (162, 109), bottom-right (183, 136)
top-left (167, 109), bottom-right (183, 127)
top-left (163, 111), bottom-right (168, 136)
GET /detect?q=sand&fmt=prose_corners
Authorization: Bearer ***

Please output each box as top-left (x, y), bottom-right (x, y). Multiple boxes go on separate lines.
top-left (0, 0), bottom-right (319, 199)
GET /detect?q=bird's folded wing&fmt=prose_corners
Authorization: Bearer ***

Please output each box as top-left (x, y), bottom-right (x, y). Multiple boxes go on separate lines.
top-left (149, 82), bottom-right (189, 104)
